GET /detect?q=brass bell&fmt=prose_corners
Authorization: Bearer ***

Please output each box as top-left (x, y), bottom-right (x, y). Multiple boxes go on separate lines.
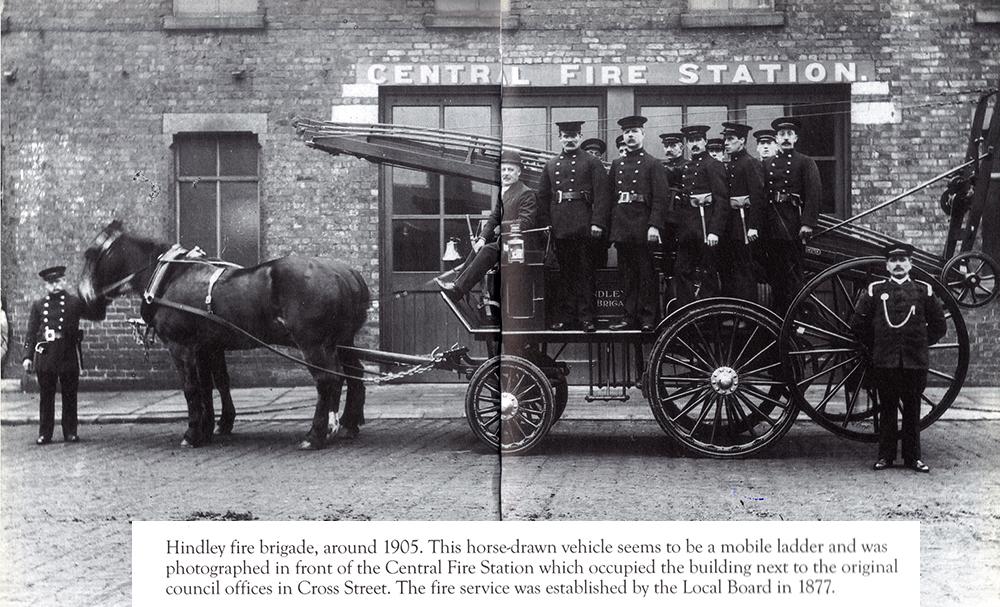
top-left (442, 237), bottom-right (462, 262)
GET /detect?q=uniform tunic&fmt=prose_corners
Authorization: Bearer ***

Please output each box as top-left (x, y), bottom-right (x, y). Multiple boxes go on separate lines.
top-left (719, 148), bottom-right (765, 301)
top-left (673, 152), bottom-right (729, 305)
top-left (850, 277), bottom-right (947, 463)
top-left (536, 149), bottom-right (611, 323)
top-left (22, 289), bottom-right (87, 440)
top-left (608, 148), bottom-right (670, 327)
top-left (761, 148), bottom-right (822, 313)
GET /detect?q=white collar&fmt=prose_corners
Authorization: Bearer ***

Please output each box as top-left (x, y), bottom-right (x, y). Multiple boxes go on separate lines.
top-left (889, 276), bottom-right (911, 285)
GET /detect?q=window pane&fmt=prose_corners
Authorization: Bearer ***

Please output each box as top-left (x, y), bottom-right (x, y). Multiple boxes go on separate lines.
top-left (444, 218), bottom-right (477, 266)
top-left (393, 219), bottom-right (439, 272)
top-left (444, 105), bottom-right (492, 136)
top-left (444, 178), bottom-right (494, 215)
top-left (501, 107), bottom-right (546, 150)
top-left (687, 0), bottom-right (729, 9)
top-left (175, 0), bottom-right (258, 14)
top-left (639, 106), bottom-right (683, 151)
top-left (220, 182), bottom-right (259, 266)
top-left (177, 135), bottom-right (217, 177)
top-left (219, 134), bottom-right (258, 177)
top-left (686, 105), bottom-right (729, 138)
top-left (219, 0), bottom-right (258, 12)
top-left (392, 169), bottom-right (440, 215)
top-left (436, 0), bottom-right (498, 12)
top-left (178, 182), bottom-right (217, 256)
top-left (745, 104), bottom-right (784, 134)
top-left (392, 106), bottom-right (438, 129)
top-left (550, 106), bottom-right (600, 150)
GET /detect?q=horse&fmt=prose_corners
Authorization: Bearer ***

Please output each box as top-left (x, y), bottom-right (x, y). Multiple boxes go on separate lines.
top-left (79, 220), bottom-right (370, 450)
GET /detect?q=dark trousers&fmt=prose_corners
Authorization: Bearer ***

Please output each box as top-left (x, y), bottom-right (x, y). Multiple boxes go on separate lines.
top-left (553, 238), bottom-right (596, 323)
top-left (875, 368), bottom-right (926, 463)
top-left (454, 241), bottom-right (500, 294)
top-left (674, 235), bottom-right (719, 307)
top-left (763, 239), bottom-right (803, 314)
top-left (615, 242), bottom-right (657, 326)
top-left (718, 238), bottom-right (757, 302)
top-left (37, 368), bottom-right (79, 440)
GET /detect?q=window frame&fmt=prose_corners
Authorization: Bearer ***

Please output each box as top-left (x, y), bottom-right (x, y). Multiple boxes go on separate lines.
top-left (423, 0), bottom-right (519, 29)
top-left (163, 0), bottom-right (265, 30)
top-left (680, 0), bottom-right (785, 28)
top-left (173, 132), bottom-right (262, 266)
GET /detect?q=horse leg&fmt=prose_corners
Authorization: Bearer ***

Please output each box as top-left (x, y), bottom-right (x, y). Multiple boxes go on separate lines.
top-left (335, 347), bottom-right (366, 439)
top-left (168, 344), bottom-right (207, 448)
top-left (195, 351), bottom-right (216, 443)
top-left (209, 349), bottom-right (236, 435)
top-left (298, 345), bottom-right (340, 450)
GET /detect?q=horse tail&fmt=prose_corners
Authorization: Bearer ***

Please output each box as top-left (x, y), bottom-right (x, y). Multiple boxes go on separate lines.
top-left (349, 267), bottom-right (371, 336)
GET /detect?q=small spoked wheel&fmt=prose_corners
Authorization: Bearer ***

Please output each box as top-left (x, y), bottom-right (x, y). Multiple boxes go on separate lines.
top-left (941, 251), bottom-right (998, 308)
top-left (645, 299), bottom-right (797, 458)
top-left (465, 355), bottom-right (554, 455)
top-left (780, 258), bottom-right (969, 442)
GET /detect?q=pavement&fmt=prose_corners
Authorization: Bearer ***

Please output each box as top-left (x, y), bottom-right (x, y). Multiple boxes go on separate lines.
top-left (1, 383), bottom-right (999, 424)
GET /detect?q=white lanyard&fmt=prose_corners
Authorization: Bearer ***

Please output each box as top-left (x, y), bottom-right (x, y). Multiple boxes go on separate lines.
top-left (880, 292), bottom-right (915, 329)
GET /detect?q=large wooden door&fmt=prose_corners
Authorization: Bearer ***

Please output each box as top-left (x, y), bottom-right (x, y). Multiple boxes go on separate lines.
top-left (380, 90), bottom-right (501, 380)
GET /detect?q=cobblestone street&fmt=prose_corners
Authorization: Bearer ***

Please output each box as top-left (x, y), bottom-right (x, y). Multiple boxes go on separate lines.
top-left (1, 392), bottom-right (998, 605)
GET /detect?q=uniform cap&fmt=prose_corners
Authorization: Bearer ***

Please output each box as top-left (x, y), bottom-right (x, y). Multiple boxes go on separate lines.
top-left (721, 122), bottom-right (753, 137)
top-left (753, 129), bottom-right (776, 142)
top-left (707, 138), bottom-right (725, 151)
top-left (770, 117), bottom-right (802, 133)
top-left (555, 121), bottom-right (585, 134)
top-left (659, 132), bottom-right (684, 145)
top-left (580, 138), bottom-right (606, 154)
top-left (500, 149), bottom-right (522, 166)
top-left (680, 125), bottom-right (711, 139)
top-left (39, 265), bottom-right (66, 281)
top-left (884, 243), bottom-right (914, 259)
top-left (615, 135), bottom-right (625, 147)
top-left (617, 115), bottom-right (648, 130)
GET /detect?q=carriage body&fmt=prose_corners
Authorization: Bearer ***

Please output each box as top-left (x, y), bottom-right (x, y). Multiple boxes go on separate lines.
top-left (296, 83), bottom-right (999, 457)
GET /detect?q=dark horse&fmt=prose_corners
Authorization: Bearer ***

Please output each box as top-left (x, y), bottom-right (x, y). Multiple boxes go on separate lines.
top-left (79, 220), bottom-right (370, 449)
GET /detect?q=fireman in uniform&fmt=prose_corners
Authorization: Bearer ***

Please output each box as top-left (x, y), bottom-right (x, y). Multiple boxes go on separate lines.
top-left (22, 265), bottom-right (87, 445)
top-left (719, 122), bottom-right (764, 302)
top-left (753, 129), bottom-right (777, 160)
top-left (581, 138), bottom-right (607, 160)
top-left (607, 115), bottom-right (669, 331)
top-left (762, 117), bottom-right (822, 313)
top-left (850, 244), bottom-right (946, 473)
top-left (436, 150), bottom-right (536, 300)
top-left (615, 135), bottom-right (628, 159)
top-left (673, 124), bottom-right (729, 306)
top-left (659, 132), bottom-right (686, 309)
top-left (536, 121), bottom-right (611, 331)
top-left (707, 137), bottom-right (727, 163)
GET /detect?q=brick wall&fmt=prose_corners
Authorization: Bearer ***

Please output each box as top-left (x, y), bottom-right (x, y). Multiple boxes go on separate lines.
top-left (2, 0), bottom-right (998, 385)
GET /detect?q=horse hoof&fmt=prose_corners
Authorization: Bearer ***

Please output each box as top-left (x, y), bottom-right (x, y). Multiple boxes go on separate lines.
top-left (335, 426), bottom-right (360, 440)
top-left (216, 427), bottom-right (233, 436)
top-left (298, 440), bottom-right (322, 451)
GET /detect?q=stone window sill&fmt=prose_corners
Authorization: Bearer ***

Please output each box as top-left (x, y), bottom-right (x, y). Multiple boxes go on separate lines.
top-left (422, 12), bottom-right (520, 30)
top-left (974, 9), bottom-right (1000, 24)
top-left (163, 13), bottom-right (266, 31)
top-left (680, 10), bottom-right (785, 28)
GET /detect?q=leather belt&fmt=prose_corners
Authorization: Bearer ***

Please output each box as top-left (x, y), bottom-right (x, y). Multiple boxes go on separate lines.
top-left (771, 191), bottom-right (803, 206)
top-left (616, 191), bottom-right (647, 204)
top-left (557, 190), bottom-right (590, 203)
top-left (43, 329), bottom-right (66, 342)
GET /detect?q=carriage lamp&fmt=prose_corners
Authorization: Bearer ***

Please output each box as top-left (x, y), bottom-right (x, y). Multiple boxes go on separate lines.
top-left (505, 225), bottom-right (525, 264)
top-left (442, 237), bottom-right (462, 262)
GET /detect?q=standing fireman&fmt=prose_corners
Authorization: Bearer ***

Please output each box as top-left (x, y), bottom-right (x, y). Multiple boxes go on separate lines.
top-left (673, 124), bottom-right (729, 306)
top-left (762, 116), bottom-right (822, 313)
top-left (22, 266), bottom-right (87, 445)
top-left (850, 244), bottom-right (946, 473)
top-left (536, 121), bottom-right (611, 331)
top-left (719, 122), bottom-right (764, 302)
top-left (607, 115), bottom-right (669, 331)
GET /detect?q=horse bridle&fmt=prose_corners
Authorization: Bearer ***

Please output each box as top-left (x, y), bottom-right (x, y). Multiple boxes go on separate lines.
top-left (86, 225), bottom-right (155, 299)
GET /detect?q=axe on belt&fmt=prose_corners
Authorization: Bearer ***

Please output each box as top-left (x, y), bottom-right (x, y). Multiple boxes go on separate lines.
top-left (690, 192), bottom-right (713, 244)
top-left (730, 195), bottom-right (751, 245)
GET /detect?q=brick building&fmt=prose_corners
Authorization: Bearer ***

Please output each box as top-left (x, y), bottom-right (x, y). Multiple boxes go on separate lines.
top-left (1, 0), bottom-right (998, 387)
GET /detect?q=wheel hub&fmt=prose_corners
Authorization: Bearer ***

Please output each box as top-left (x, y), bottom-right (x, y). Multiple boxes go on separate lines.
top-left (710, 367), bottom-right (739, 394)
top-left (500, 392), bottom-right (518, 420)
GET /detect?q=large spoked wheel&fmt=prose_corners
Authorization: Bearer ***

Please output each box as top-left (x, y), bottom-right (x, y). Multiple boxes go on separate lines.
top-left (645, 298), bottom-right (798, 458)
top-left (780, 258), bottom-right (969, 442)
top-left (941, 251), bottom-right (998, 308)
top-left (465, 355), bottom-right (555, 455)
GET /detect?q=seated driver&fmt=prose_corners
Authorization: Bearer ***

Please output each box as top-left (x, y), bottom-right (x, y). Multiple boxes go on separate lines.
top-left (435, 150), bottom-right (536, 299)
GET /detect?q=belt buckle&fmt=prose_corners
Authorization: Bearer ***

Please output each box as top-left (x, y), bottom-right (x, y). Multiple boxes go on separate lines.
top-left (617, 191), bottom-right (632, 204)
top-left (44, 328), bottom-right (57, 342)
top-left (557, 190), bottom-right (564, 204)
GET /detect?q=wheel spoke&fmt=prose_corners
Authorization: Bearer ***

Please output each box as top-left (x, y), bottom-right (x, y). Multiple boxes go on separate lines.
top-left (797, 354), bottom-right (862, 387)
top-left (709, 395), bottom-right (722, 445)
top-left (926, 367), bottom-right (956, 382)
top-left (674, 335), bottom-right (718, 373)
top-left (660, 352), bottom-right (713, 376)
top-left (733, 339), bottom-right (775, 375)
top-left (741, 384), bottom-right (790, 409)
top-left (733, 390), bottom-right (777, 428)
top-left (814, 359), bottom-right (862, 413)
top-left (659, 383), bottom-right (709, 403)
top-left (840, 372), bottom-right (867, 427)
top-left (739, 360), bottom-right (781, 378)
top-left (690, 321), bottom-right (720, 367)
top-left (929, 342), bottom-right (959, 350)
top-left (793, 320), bottom-right (855, 344)
top-left (807, 292), bottom-right (853, 332)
